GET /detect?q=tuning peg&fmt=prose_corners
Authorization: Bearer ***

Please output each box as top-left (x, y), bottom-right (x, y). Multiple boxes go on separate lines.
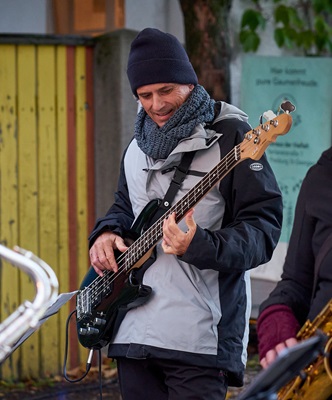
top-left (280, 100), bottom-right (296, 114)
top-left (262, 110), bottom-right (277, 122)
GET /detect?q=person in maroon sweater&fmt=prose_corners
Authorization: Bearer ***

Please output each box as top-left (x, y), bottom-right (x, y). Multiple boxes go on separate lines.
top-left (257, 146), bottom-right (332, 369)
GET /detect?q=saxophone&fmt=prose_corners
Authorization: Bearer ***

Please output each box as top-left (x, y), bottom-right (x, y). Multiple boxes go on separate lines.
top-left (0, 244), bottom-right (59, 363)
top-left (278, 298), bottom-right (332, 400)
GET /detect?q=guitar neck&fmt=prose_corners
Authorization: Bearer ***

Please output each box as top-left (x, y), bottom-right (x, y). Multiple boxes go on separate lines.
top-left (171, 145), bottom-right (242, 222)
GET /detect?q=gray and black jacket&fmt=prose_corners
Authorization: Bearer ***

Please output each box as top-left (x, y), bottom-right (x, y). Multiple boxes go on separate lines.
top-left (89, 102), bottom-right (283, 386)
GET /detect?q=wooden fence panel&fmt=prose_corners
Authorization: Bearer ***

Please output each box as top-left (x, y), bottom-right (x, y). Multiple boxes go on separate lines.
top-left (17, 44), bottom-right (40, 378)
top-left (65, 45), bottom-right (80, 368)
top-left (75, 46), bottom-right (93, 365)
top-left (0, 39), bottom-right (94, 380)
top-left (37, 45), bottom-right (59, 376)
top-left (0, 44), bottom-right (20, 379)
top-left (56, 44), bottom-right (71, 373)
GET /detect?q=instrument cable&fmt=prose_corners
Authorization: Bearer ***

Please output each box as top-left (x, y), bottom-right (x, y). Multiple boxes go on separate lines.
top-left (62, 309), bottom-right (104, 399)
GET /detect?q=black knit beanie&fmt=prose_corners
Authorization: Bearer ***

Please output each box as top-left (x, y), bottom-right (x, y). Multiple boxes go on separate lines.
top-left (127, 28), bottom-right (198, 96)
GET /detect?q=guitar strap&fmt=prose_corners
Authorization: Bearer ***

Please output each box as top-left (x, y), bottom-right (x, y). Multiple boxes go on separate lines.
top-left (147, 150), bottom-right (196, 226)
top-left (151, 103), bottom-right (222, 224)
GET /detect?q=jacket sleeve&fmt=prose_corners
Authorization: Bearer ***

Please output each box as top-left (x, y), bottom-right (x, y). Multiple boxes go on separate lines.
top-left (88, 150), bottom-right (135, 247)
top-left (180, 119), bottom-right (283, 273)
top-left (258, 171), bottom-right (315, 325)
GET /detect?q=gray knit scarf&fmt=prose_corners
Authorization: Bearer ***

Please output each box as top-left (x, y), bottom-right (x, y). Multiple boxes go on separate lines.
top-left (134, 84), bottom-right (215, 159)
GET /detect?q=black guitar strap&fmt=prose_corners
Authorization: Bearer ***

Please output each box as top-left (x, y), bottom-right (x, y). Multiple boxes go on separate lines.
top-left (148, 151), bottom-right (196, 226)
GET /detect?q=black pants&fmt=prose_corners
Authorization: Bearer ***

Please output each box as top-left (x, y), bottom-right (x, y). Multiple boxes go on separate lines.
top-left (116, 357), bottom-right (228, 400)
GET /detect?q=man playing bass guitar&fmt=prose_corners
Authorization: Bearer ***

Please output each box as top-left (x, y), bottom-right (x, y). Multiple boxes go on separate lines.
top-left (87, 28), bottom-right (283, 400)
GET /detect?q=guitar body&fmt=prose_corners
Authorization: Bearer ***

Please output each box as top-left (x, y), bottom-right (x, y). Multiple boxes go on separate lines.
top-left (76, 199), bottom-right (160, 349)
top-left (76, 267), bottom-right (152, 349)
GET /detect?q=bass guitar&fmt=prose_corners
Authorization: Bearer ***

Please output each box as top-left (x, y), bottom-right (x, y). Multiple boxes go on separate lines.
top-left (76, 105), bottom-right (293, 349)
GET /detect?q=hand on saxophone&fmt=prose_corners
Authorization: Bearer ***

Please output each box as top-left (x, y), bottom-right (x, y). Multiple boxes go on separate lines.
top-left (256, 304), bottom-right (300, 369)
top-left (260, 337), bottom-right (298, 369)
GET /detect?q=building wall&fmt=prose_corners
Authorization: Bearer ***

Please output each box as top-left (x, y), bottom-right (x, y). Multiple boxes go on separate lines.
top-left (125, 0), bottom-right (184, 42)
top-left (0, 0), bottom-right (53, 33)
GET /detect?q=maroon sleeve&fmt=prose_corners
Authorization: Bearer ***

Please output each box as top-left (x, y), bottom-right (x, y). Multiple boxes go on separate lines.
top-left (257, 304), bottom-right (300, 360)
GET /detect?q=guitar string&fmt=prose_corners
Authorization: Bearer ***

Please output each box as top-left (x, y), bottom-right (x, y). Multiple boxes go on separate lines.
top-left (78, 143), bottom-right (243, 309)
top-left (79, 126), bottom-right (271, 309)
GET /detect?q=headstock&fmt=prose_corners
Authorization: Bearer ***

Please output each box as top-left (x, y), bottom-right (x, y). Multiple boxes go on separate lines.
top-left (240, 102), bottom-right (295, 161)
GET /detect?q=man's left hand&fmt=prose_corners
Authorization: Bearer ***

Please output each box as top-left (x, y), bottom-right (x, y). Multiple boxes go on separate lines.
top-left (162, 209), bottom-right (196, 256)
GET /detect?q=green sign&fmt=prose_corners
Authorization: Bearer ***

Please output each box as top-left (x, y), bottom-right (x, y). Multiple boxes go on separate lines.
top-left (241, 55), bottom-right (332, 242)
top-left (241, 55), bottom-right (332, 280)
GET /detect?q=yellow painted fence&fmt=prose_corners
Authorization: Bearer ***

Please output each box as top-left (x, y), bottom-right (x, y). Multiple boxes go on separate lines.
top-left (0, 37), bottom-right (95, 380)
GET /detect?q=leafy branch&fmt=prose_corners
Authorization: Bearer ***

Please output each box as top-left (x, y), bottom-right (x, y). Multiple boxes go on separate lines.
top-left (239, 0), bottom-right (332, 56)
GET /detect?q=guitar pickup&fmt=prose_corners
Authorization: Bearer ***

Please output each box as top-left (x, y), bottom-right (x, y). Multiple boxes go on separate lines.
top-left (76, 289), bottom-right (92, 321)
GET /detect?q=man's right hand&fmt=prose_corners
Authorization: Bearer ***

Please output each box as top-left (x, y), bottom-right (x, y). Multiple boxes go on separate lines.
top-left (89, 231), bottom-right (128, 276)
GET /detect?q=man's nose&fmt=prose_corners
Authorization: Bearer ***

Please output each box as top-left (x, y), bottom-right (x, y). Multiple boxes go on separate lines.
top-left (152, 95), bottom-right (164, 110)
